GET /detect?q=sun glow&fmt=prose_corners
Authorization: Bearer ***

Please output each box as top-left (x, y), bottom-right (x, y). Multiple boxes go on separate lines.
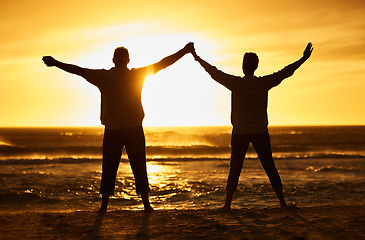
top-left (73, 32), bottom-right (231, 127)
top-left (2, 1), bottom-right (365, 127)
top-left (142, 59), bottom-right (229, 127)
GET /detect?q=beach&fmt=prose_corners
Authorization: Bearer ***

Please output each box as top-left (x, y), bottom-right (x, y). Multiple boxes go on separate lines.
top-left (1, 126), bottom-right (364, 239)
top-left (1, 204), bottom-right (364, 240)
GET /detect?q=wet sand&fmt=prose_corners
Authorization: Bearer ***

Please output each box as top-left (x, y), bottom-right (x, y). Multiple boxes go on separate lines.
top-left (0, 204), bottom-right (364, 240)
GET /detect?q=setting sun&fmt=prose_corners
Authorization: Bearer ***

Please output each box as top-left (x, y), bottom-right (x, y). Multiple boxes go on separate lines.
top-left (56, 31), bottom-right (230, 127)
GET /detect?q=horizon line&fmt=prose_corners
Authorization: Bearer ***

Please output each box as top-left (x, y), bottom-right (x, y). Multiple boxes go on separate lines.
top-left (0, 124), bottom-right (364, 128)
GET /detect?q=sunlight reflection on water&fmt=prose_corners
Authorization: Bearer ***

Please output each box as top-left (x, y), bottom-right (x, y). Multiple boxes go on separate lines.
top-left (0, 157), bottom-right (364, 212)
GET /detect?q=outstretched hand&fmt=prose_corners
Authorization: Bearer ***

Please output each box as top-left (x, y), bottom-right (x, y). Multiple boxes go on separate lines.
top-left (42, 56), bottom-right (57, 67)
top-left (303, 42), bottom-right (313, 60)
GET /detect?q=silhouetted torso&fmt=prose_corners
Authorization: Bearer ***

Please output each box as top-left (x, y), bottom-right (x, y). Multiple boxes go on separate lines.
top-left (84, 66), bottom-right (152, 129)
top-left (231, 75), bottom-right (270, 134)
top-left (231, 74), bottom-right (286, 134)
top-left (202, 64), bottom-right (296, 134)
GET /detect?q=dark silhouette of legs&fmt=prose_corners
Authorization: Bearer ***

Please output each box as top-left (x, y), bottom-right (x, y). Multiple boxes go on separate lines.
top-left (222, 134), bottom-right (250, 210)
top-left (98, 129), bottom-right (123, 212)
top-left (100, 129), bottom-right (124, 197)
top-left (251, 133), bottom-right (288, 208)
top-left (98, 127), bottom-right (153, 212)
top-left (222, 132), bottom-right (295, 210)
top-left (125, 127), bottom-right (153, 212)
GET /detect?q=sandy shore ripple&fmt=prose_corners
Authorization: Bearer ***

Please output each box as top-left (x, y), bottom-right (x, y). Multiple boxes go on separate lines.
top-left (1, 204), bottom-right (364, 240)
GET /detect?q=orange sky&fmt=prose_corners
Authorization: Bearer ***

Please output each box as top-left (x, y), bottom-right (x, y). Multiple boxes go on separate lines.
top-left (1, 0), bottom-right (364, 127)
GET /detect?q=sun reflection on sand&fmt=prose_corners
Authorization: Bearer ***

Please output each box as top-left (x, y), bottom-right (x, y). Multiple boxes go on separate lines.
top-left (147, 162), bottom-right (188, 187)
top-left (146, 162), bottom-right (201, 209)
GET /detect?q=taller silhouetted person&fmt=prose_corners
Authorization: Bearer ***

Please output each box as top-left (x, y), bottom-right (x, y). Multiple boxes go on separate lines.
top-left (191, 43), bottom-right (313, 210)
top-left (43, 42), bottom-right (194, 212)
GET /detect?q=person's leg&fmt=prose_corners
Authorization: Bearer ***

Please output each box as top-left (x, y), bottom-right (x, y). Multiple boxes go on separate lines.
top-left (222, 134), bottom-right (250, 210)
top-left (252, 132), bottom-right (290, 208)
top-left (124, 127), bottom-right (153, 212)
top-left (98, 129), bottom-right (123, 212)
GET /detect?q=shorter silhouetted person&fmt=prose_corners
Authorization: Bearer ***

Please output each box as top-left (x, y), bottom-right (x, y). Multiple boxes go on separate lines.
top-left (43, 42), bottom-right (194, 212)
top-left (191, 43), bottom-right (313, 210)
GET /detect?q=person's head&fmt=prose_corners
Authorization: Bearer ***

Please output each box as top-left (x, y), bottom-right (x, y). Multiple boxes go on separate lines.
top-left (242, 52), bottom-right (259, 76)
top-left (113, 47), bottom-right (130, 67)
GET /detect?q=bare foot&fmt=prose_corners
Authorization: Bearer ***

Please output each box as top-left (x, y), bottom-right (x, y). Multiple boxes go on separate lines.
top-left (97, 206), bottom-right (107, 213)
top-left (219, 205), bottom-right (231, 212)
top-left (281, 204), bottom-right (299, 210)
top-left (98, 194), bottom-right (109, 213)
top-left (144, 206), bottom-right (154, 213)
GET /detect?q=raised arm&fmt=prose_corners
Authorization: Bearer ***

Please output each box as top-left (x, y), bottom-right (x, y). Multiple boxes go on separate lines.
top-left (192, 47), bottom-right (236, 90)
top-left (151, 42), bottom-right (194, 74)
top-left (260, 43), bottom-right (314, 89)
top-left (280, 42), bottom-right (313, 77)
top-left (42, 56), bottom-right (85, 77)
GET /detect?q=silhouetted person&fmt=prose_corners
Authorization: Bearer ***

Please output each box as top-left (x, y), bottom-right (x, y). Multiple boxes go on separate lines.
top-left (43, 42), bottom-right (194, 212)
top-left (192, 43), bottom-right (313, 210)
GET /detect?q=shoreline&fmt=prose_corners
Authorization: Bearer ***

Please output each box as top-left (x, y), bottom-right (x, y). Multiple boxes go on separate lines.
top-left (1, 204), bottom-right (364, 240)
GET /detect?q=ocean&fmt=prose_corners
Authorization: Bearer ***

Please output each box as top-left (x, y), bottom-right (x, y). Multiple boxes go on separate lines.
top-left (0, 126), bottom-right (364, 212)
